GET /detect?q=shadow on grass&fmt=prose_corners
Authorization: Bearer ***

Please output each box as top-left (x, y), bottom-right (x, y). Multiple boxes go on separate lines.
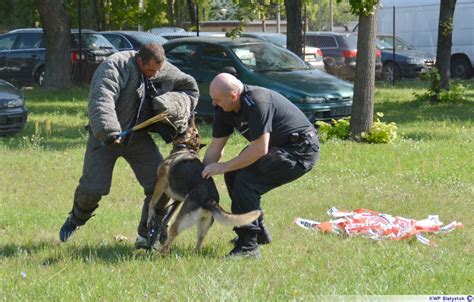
top-left (67, 242), bottom-right (221, 262)
top-left (0, 241), bottom-right (54, 258)
top-left (376, 99), bottom-right (474, 124)
top-left (27, 102), bottom-right (87, 117)
top-left (69, 243), bottom-right (138, 263)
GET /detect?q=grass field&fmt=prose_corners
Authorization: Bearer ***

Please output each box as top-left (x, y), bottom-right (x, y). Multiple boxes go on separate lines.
top-left (0, 80), bottom-right (473, 300)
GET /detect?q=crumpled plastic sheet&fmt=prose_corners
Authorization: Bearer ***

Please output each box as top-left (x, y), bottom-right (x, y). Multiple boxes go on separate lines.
top-left (294, 207), bottom-right (464, 246)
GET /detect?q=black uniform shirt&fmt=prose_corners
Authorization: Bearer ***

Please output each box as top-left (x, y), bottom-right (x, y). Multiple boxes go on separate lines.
top-left (212, 85), bottom-right (313, 147)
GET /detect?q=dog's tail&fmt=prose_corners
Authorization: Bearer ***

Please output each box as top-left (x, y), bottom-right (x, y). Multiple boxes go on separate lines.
top-left (210, 202), bottom-right (261, 226)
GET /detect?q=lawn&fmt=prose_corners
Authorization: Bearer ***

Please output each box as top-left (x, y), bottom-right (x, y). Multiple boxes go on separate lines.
top-left (0, 80), bottom-right (473, 300)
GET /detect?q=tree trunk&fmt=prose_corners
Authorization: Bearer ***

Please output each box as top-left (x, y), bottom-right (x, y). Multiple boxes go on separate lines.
top-left (35, 0), bottom-right (71, 89)
top-left (168, 0), bottom-right (175, 25)
top-left (284, 0), bottom-right (302, 57)
top-left (174, 0), bottom-right (182, 27)
top-left (92, 0), bottom-right (105, 31)
top-left (350, 12), bottom-right (377, 139)
top-left (432, 0), bottom-right (456, 102)
top-left (187, 0), bottom-right (197, 26)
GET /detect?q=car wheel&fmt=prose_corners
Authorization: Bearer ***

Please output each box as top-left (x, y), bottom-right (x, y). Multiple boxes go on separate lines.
top-left (36, 68), bottom-right (45, 86)
top-left (382, 62), bottom-right (400, 81)
top-left (451, 57), bottom-right (471, 79)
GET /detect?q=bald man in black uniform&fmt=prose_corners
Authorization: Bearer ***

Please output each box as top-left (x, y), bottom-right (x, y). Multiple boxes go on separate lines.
top-left (202, 73), bottom-right (320, 257)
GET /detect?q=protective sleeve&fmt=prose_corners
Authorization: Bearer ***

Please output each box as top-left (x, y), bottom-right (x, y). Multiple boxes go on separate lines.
top-left (150, 62), bottom-right (200, 134)
top-left (88, 59), bottom-right (128, 142)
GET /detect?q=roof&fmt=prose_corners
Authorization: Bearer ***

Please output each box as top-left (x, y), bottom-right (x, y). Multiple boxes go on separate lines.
top-left (380, 0), bottom-right (473, 8)
top-left (101, 30), bottom-right (160, 37)
top-left (163, 36), bottom-right (265, 46)
top-left (7, 28), bottom-right (97, 34)
top-left (242, 32), bottom-right (285, 37)
top-left (160, 31), bottom-right (226, 38)
top-left (306, 31), bottom-right (357, 36)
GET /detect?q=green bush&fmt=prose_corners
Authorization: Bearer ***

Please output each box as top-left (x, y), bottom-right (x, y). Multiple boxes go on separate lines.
top-left (316, 118), bottom-right (350, 142)
top-left (361, 112), bottom-right (398, 144)
top-left (414, 68), bottom-right (467, 103)
top-left (316, 112), bottom-right (397, 144)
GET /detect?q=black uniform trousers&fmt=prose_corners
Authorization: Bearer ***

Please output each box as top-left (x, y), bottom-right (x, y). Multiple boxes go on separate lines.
top-left (224, 129), bottom-right (320, 231)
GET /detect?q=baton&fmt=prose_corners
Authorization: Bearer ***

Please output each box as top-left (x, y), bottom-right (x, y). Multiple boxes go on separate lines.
top-left (117, 111), bottom-right (170, 138)
top-left (92, 111), bottom-right (170, 150)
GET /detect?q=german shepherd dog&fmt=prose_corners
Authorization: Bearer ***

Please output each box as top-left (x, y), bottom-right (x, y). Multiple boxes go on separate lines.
top-left (147, 117), bottom-right (261, 254)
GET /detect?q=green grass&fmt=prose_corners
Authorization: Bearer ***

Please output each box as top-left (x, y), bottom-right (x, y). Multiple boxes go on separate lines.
top-left (1, 80), bottom-right (473, 300)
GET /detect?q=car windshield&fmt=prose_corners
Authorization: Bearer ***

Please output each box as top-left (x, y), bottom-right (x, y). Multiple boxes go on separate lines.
top-left (230, 43), bottom-right (310, 72)
top-left (377, 36), bottom-right (414, 50)
top-left (72, 33), bottom-right (115, 49)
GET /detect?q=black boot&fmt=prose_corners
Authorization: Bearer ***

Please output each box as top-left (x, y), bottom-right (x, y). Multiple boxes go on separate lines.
top-left (59, 214), bottom-right (78, 242)
top-left (257, 214), bottom-right (272, 244)
top-left (230, 214), bottom-right (272, 245)
top-left (226, 226), bottom-right (260, 258)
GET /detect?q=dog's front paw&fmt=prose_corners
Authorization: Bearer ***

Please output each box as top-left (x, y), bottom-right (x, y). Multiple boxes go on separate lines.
top-left (159, 245), bottom-right (170, 254)
top-left (158, 225), bottom-right (168, 244)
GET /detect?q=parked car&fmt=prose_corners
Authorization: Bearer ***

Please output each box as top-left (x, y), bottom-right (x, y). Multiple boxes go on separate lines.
top-left (378, 0), bottom-right (473, 79)
top-left (376, 34), bottom-right (436, 81)
top-left (101, 31), bottom-right (168, 51)
top-left (163, 37), bottom-right (353, 122)
top-left (0, 28), bottom-right (117, 86)
top-left (0, 80), bottom-right (27, 135)
top-left (240, 32), bottom-right (326, 72)
top-left (304, 32), bottom-right (382, 80)
top-left (148, 27), bottom-right (185, 35)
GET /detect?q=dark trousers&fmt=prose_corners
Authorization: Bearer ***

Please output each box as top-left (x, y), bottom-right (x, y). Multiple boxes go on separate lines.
top-left (224, 131), bottom-right (320, 230)
top-left (70, 132), bottom-right (163, 237)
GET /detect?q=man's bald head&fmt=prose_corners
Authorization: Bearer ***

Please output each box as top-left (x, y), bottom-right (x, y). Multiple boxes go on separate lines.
top-left (210, 73), bottom-right (243, 98)
top-left (209, 73), bottom-right (244, 112)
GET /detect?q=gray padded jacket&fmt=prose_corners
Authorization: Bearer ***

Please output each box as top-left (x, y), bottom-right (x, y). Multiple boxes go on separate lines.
top-left (88, 51), bottom-right (198, 143)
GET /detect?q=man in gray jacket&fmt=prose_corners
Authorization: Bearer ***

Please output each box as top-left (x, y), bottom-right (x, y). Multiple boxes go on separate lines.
top-left (59, 43), bottom-right (199, 248)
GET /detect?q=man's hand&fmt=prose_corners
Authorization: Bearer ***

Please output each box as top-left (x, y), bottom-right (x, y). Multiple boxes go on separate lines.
top-left (104, 135), bottom-right (122, 145)
top-left (202, 162), bottom-right (228, 179)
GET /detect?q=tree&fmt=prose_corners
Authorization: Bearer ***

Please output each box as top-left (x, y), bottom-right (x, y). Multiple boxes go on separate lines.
top-left (35, 0), bottom-right (72, 88)
top-left (187, 0), bottom-right (197, 26)
top-left (307, 0), bottom-right (356, 31)
top-left (0, 0), bottom-right (38, 31)
top-left (341, 0), bottom-right (378, 139)
top-left (284, 0), bottom-right (303, 57)
top-left (431, 0), bottom-right (457, 103)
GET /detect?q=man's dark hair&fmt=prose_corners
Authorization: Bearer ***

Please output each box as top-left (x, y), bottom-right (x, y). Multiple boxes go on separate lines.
top-left (137, 43), bottom-right (165, 64)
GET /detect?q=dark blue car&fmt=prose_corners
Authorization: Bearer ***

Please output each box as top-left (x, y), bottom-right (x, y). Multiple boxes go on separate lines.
top-left (101, 31), bottom-right (168, 51)
top-left (377, 34), bottom-right (436, 81)
top-left (0, 28), bottom-right (116, 86)
top-left (0, 80), bottom-right (27, 135)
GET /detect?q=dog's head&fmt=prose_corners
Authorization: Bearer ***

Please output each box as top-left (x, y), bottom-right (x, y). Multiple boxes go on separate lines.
top-left (171, 115), bottom-right (204, 154)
